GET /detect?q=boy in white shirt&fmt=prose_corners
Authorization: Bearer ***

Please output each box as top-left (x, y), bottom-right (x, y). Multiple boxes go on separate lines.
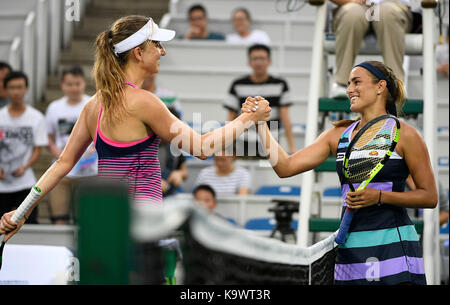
top-left (45, 66), bottom-right (97, 224)
top-left (0, 71), bottom-right (48, 223)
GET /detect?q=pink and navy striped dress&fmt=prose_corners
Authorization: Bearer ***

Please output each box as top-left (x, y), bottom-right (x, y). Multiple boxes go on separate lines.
top-left (94, 84), bottom-right (162, 206)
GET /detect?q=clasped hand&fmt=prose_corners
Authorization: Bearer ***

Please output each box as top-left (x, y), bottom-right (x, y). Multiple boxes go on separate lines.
top-left (346, 187), bottom-right (380, 209)
top-left (241, 96), bottom-right (271, 123)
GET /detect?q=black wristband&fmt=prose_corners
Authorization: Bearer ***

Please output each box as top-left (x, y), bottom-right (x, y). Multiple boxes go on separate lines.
top-left (377, 190), bottom-right (382, 206)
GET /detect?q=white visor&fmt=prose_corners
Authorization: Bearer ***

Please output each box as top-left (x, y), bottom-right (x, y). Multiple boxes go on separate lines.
top-left (113, 18), bottom-right (176, 57)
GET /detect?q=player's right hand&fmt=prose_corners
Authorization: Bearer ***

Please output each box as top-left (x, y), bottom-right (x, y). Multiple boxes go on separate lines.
top-left (249, 96), bottom-right (271, 123)
top-left (0, 210), bottom-right (26, 242)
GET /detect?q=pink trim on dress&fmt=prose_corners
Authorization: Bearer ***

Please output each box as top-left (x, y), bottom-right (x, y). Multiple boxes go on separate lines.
top-left (124, 81), bottom-right (137, 88)
top-left (95, 105), bottom-right (152, 148)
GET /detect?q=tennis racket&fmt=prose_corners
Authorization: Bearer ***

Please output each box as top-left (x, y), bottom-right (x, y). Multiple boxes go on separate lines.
top-left (0, 186), bottom-right (42, 270)
top-left (335, 114), bottom-right (400, 245)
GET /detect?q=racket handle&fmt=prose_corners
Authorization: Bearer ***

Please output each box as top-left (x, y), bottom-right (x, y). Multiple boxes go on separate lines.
top-left (335, 207), bottom-right (355, 245)
top-left (10, 186), bottom-right (42, 223)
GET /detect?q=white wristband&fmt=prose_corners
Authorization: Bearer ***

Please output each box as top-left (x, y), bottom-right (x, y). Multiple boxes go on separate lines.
top-left (11, 186), bottom-right (42, 223)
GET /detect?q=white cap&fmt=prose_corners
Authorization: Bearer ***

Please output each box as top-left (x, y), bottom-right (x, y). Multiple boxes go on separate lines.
top-left (113, 18), bottom-right (175, 57)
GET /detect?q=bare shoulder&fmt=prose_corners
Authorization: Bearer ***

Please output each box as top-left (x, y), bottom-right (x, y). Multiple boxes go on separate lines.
top-left (129, 88), bottom-right (164, 110)
top-left (319, 125), bottom-right (347, 141)
top-left (82, 93), bottom-right (101, 131)
top-left (82, 94), bottom-right (100, 117)
top-left (397, 119), bottom-right (427, 156)
top-left (398, 120), bottom-right (424, 142)
top-left (316, 125), bottom-right (348, 155)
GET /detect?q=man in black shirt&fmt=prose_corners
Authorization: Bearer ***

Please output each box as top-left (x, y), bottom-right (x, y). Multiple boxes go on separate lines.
top-left (224, 44), bottom-right (295, 158)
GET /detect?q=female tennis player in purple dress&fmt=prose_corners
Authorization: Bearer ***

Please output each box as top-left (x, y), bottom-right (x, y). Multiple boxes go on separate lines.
top-left (244, 61), bottom-right (437, 285)
top-left (0, 15), bottom-right (270, 238)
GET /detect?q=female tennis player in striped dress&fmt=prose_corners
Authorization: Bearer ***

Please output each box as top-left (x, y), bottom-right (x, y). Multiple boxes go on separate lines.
top-left (0, 15), bottom-right (271, 237)
top-left (243, 61), bottom-right (437, 285)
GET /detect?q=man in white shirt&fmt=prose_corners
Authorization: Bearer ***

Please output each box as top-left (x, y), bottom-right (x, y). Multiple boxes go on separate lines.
top-left (45, 66), bottom-right (97, 224)
top-left (194, 150), bottom-right (251, 196)
top-left (329, 0), bottom-right (412, 97)
top-left (0, 71), bottom-right (48, 224)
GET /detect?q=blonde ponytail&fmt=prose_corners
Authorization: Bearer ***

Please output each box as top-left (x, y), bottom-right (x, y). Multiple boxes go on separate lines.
top-left (93, 15), bottom-right (150, 125)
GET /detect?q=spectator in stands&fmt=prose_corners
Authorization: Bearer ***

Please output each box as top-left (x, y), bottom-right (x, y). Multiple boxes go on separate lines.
top-left (183, 4), bottom-right (225, 40)
top-left (142, 74), bottom-right (183, 118)
top-left (193, 184), bottom-right (235, 225)
top-left (193, 184), bottom-right (218, 212)
top-left (226, 8), bottom-right (271, 45)
top-left (329, 0), bottom-right (412, 98)
top-left (0, 71), bottom-right (48, 224)
top-left (194, 149), bottom-right (251, 195)
top-left (0, 62), bottom-right (12, 108)
top-left (45, 65), bottom-right (97, 224)
top-left (436, 26), bottom-right (449, 77)
top-left (224, 44), bottom-right (295, 157)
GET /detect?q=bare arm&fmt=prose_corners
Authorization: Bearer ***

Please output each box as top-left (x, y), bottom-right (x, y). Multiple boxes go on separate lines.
top-left (258, 122), bottom-right (336, 178)
top-left (279, 106), bottom-right (295, 155)
top-left (135, 92), bottom-right (270, 160)
top-left (26, 103), bottom-right (93, 217)
top-left (0, 102), bottom-right (93, 237)
top-left (227, 110), bottom-right (238, 122)
top-left (384, 124), bottom-right (437, 208)
top-left (242, 97), bottom-right (335, 178)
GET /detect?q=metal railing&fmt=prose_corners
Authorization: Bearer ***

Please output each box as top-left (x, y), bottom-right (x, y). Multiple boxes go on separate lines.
top-left (0, 0), bottom-right (92, 103)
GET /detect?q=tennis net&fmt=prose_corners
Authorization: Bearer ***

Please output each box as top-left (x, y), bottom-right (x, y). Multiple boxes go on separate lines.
top-left (132, 199), bottom-right (338, 285)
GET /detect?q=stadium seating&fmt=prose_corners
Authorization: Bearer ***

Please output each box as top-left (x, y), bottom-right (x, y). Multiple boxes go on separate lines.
top-left (256, 185), bottom-right (301, 196)
top-left (163, 40), bottom-right (313, 70)
top-left (168, 0), bottom-right (317, 18)
top-left (322, 187), bottom-right (341, 197)
top-left (0, 0), bottom-right (91, 102)
top-left (244, 217), bottom-right (276, 230)
top-left (166, 15), bottom-right (316, 43)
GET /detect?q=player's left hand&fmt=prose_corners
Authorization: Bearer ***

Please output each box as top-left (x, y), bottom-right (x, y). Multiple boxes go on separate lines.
top-left (345, 187), bottom-right (380, 209)
top-left (241, 96), bottom-right (264, 114)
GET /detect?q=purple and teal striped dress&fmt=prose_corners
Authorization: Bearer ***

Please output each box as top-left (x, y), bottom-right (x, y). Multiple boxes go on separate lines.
top-left (334, 121), bottom-right (426, 285)
top-left (94, 97), bottom-right (162, 206)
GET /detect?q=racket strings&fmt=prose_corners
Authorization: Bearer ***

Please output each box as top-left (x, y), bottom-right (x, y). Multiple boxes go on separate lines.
top-left (346, 119), bottom-right (397, 184)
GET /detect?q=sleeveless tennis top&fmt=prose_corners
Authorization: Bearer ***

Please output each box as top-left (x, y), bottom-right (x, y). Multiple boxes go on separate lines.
top-left (94, 82), bottom-right (162, 206)
top-left (334, 121), bottom-right (426, 285)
